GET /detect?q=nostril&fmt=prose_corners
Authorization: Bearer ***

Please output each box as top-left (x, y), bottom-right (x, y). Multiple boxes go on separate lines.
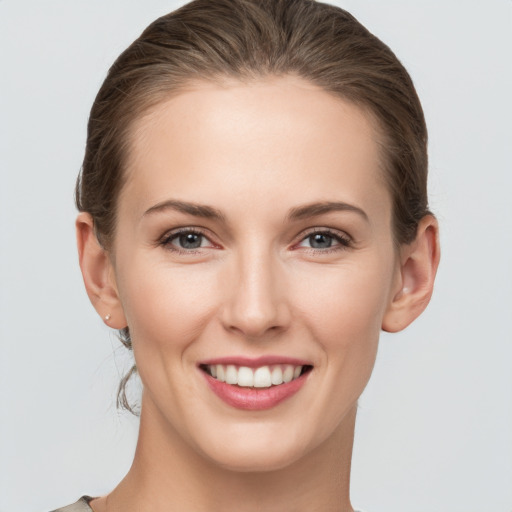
top-left (224, 319), bottom-right (285, 340)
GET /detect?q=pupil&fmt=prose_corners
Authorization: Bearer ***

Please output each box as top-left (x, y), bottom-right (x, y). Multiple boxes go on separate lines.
top-left (310, 233), bottom-right (332, 249)
top-left (179, 233), bottom-right (202, 249)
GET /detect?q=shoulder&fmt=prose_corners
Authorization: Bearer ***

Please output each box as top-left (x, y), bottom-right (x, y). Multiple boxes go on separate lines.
top-left (50, 496), bottom-right (94, 512)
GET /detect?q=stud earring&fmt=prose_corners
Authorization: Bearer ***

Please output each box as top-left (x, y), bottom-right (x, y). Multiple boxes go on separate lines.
top-left (104, 314), bottom-right (111, 322)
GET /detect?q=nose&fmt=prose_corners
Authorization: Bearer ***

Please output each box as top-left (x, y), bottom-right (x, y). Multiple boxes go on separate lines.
top-left (220, 246), bottom-right (291, 340)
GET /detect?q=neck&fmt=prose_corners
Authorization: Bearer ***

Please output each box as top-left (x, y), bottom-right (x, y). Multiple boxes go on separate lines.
top-left (103, 395), bottom-right (357, 512)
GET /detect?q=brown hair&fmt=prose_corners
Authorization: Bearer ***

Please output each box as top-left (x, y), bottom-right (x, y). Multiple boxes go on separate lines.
top-left (76, 0), bottom-right (430, 414)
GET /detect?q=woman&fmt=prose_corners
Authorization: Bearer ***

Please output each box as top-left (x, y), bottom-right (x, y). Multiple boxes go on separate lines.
top-left (54, 0), bottom-right (439, 510)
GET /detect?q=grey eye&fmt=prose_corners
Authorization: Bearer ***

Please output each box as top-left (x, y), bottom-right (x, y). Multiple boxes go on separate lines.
top-left (177, 232), bottom-right (204, 249)
top-left (308, 233), bottom-right (334, 249)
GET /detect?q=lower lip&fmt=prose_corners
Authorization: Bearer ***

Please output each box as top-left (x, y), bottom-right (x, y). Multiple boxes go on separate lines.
top-left (201, 370), bottom-right (310, 411)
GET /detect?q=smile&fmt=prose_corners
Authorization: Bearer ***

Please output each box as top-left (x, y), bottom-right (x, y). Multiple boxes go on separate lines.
top-left (201, 363), bottom-right (310, 388)
top-left (199, 358), bottom-right (313, 410)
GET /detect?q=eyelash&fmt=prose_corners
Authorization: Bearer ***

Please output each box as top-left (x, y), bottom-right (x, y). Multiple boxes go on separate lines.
top-left (159, 227), bottom-right (213, 255)
top-left (296, 228), bottom-right (352, 254)
top-left (159, 227), bottom-right (352, 255)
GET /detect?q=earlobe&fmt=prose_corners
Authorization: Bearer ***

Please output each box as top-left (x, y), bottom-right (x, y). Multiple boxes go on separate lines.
top-left (382, 215), bottom-right (440, 333)
top-left (76, 212), bottom-right (127, 329)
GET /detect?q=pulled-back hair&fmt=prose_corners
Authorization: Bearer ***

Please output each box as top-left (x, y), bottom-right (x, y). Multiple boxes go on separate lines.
top-left (76, 0), bottom-right (430, 414)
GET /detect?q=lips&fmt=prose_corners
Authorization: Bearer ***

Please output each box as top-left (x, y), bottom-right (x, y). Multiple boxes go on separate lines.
top-left (198, 357), bottom-right (313, 410)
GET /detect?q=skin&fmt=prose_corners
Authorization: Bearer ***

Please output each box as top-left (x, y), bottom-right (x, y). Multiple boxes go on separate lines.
top-left (77, 76), bottom-right (439, 512)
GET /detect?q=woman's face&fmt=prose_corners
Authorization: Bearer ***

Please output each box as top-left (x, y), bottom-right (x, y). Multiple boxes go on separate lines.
top-left (111, 76), bottom-right (401, 470)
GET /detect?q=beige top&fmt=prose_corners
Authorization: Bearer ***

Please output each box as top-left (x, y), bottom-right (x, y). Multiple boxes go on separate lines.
top-left (51, 496), bottom-right (366, 511)
top-left (50, 496), bottom-right (94, 512)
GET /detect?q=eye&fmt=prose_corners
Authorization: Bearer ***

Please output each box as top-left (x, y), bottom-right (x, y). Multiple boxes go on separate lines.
top-left (160, 228), bottom-right (215, 253)
top-left (296, 229), bottom-right (351, 252)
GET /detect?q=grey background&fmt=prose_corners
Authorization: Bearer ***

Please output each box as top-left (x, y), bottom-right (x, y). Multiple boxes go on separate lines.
top-left (1, 1), bottom-right (511, 511)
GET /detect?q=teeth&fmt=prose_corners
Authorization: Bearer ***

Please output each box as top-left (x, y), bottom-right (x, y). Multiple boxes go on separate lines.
top-left (225, 365), bottom-right (238, 385)
top-left (237, 366), bottom-right (254, 387)
top-left (206, 364), bottom-right (306, 388)
top-left (253, 366), bottom-right (272, 388)
top-left (216, 364), bottom-right (225, 382)
top-left (283, 365), bottom-right (294, 383)
top-left (271, 366), bottom-right (283, 385)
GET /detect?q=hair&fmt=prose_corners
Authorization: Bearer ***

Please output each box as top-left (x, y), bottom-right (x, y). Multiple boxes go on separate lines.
top-left (76, 0), bottom-right (431, 414)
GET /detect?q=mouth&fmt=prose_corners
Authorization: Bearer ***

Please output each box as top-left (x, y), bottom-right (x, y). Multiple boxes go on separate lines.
top-left (199, 363), bottom-right (313, 388)
top-left (198, 358), bottom-right (313, 410)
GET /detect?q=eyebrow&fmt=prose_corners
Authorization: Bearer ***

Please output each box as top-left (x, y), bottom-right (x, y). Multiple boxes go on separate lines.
top-left (143, 200), bottom-right (226, 222)
top-left (286, 201), bottom-right (369, 222)
top-left (142, 199), bottom-right (368, 223)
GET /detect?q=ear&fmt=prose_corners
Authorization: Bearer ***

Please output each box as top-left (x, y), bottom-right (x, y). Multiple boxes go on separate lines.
top-left (382, 215), bottom-right (440, 332)
top-left (76, 212), bottom-right (127, 329)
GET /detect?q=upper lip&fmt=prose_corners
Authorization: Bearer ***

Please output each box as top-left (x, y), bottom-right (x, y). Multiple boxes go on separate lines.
top-left (198, 355), bottom-right (313, 368)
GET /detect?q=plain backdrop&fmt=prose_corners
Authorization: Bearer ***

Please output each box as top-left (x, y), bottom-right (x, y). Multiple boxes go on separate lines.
top-left (1, 1), bottom-right (511, 511)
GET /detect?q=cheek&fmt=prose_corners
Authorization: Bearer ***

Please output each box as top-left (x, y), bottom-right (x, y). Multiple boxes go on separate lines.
top-left (291, 257), bottom-right (393, 351)
top-left (114, 254), bottom-right (221, 367)
top-left (290, 257), bottom-right (393, 424)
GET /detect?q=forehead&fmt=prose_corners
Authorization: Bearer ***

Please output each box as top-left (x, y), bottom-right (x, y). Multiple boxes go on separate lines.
top-left (120, 75), bottom-right (391, 225)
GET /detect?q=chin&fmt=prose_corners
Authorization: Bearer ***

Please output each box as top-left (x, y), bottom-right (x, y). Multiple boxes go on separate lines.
top-left (193, 422), bottom-right (316, 473)
top-left (208, 445), bottom-right (307, 473)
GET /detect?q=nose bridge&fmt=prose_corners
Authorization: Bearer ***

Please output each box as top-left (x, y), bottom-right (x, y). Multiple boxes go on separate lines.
top-left (222, 241), bottom-right (289, 338)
